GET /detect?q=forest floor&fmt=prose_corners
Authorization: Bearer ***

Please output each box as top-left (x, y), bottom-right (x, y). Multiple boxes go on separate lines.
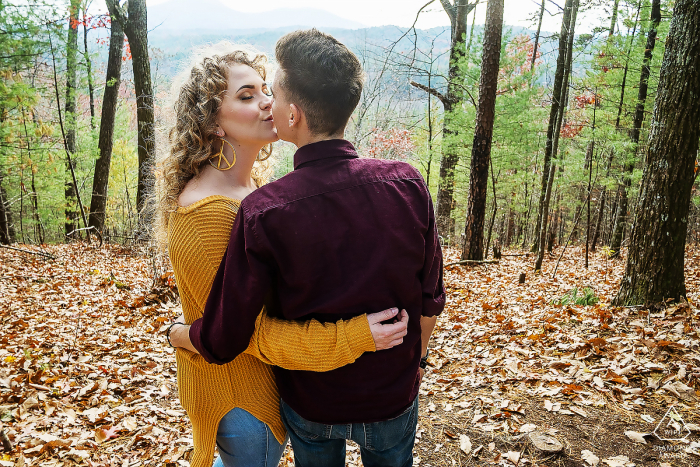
top-left (0, 243), bottom-right (699, 467)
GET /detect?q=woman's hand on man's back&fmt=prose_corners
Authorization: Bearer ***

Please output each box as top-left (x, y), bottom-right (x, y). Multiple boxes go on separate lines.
top-left (366, 308), bottom-right (409, 350)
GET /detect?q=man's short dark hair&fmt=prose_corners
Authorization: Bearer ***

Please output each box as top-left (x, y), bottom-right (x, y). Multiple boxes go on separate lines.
top-left (275, 29), bottom-right (363, 136)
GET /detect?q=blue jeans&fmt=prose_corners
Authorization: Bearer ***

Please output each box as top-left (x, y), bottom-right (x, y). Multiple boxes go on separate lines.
top-left (212, 407), bottom-right (287, 467)
top-left (280, 397), bottom-right (418, 467)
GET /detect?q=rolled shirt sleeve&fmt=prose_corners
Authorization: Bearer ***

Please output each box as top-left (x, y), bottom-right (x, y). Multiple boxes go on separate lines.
top-left (189, 206), bottom-right (272, 364)
top-left (420, 188), bottom-right (446, 317)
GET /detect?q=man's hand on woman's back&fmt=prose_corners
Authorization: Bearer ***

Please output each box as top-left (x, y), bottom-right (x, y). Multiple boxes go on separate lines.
top-left (367, 308), bottom-right (409, 350)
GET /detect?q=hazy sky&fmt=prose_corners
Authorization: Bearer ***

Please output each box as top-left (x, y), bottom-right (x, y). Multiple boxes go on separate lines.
top-left (90, 0), bottom-right (612, 33)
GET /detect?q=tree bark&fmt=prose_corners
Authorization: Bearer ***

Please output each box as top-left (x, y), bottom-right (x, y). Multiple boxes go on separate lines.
top-left (462, 0), bottom-right (503, 260)
top-left (614, 0), bottom-right (700, 305)
top-left (106, 0), bottom-right (155, 237)
top-left (83, 7), bottom-right (96, 129)
top-left (64, 0), bottom-right (80, 237)
top-left (585, 141), bottom-right (594, 268)
top-left (590, 188), bottom-right (605, 251)
top-left (530, 0), bottom-right (546, 73)
top-left (465, 0), bottom-right (479, 56)
top-left (532, 0), bottom-right (574, 255)
top-left (610, 0), bottom-right (661, 258)
top-left (534, 0), bottom-right (578, 270)
top-left (0, 173), bottom-right (14, 245)
top-left (590, 149), bottom-right (613, 252)
top-left (434, 0), bottom-right (476, 242)
top-left (88, 14), bottom-right (124, 234)
top-left (609, 0), bottom-right (620, 36)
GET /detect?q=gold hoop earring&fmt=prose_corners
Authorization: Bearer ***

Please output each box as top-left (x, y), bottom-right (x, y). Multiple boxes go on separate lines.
top-left (257, 143), bottom-right (272, 162)
top-left (209, 138), bottom-right (237, 170)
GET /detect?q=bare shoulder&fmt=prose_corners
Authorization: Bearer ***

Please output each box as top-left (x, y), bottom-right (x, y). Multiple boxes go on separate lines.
top-left (178, 177), bottom-right (215, 207)
top-left (178, 172), bottom-right (252, 207)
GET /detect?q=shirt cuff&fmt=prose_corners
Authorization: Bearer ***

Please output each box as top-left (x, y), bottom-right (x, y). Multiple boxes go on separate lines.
top-left (346, 314), bottom-right (377, 355)
top-left (422, 295), bottom-right (446, 317)
top-left (188, 317), bottom-right (223, 364)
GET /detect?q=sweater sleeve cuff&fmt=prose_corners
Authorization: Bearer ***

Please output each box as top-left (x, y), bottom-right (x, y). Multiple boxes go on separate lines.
top-left (345, 314), bottom-right (376, 355)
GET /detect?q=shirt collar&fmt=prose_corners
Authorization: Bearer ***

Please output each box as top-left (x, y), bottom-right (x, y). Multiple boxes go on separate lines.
top-left (293, 139), bottom-right (358, 170)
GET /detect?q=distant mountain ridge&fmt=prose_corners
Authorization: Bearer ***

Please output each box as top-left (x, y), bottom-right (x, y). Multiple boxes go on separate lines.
top-left (148, 0), bottom-right (366, 31)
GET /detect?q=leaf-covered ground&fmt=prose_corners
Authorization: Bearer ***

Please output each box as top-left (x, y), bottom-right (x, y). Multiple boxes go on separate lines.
top-left (0, 243), bottom-right (698, 467)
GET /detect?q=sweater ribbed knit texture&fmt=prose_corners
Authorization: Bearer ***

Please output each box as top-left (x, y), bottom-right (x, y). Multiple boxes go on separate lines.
top-left (168, 195), bottom-right (376, 467)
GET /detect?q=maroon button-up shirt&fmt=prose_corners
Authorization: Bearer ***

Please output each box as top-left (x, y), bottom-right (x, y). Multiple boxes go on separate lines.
top-left (190, 139), bottom-right (445, 424)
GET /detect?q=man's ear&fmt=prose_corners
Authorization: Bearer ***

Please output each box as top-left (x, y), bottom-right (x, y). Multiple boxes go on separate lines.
top-left (289, 103), bottom-right (302, 128)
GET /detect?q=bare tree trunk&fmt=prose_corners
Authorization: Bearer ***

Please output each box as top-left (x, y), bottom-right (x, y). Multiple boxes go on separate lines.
top-left (88, 16), bottom-right (124, 234)
top-left (64, 0), bottom-right (80, 237)
top-left (532, 0), bottom-right (575, 254)
top-left (48, 27), bottom-right (90, 242)
top-left (614, 0), bottom-right (700, 305)
top-left (534, 0), bottom-right (578, 270)
top-left (0, 172), bottom-right (14, 244)
top-left (21, 107), bottom-right (44, 244)
top-left (610, 0), bottom-right (661, 258)
top-left (505, 206), bottom-right (515, 246)
top-left (530, 0), bottom-right (546, 73)
top-left (83, 6), bottom-right (96, 129)
top-left (465, 0), bottom-right (479, 56)
top-left (609, 0), bottom-right (620, 36)
top-left (434, 0), bottom-right (476, 242)
top-left (462, 0), bottom-right (503, 260)
top-left (106, 0), bottom-right (155, 238)
top-left (585, 141), bottom-right (594, 268)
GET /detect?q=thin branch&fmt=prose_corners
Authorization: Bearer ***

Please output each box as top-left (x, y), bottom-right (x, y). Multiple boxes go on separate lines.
top-left (410, 80), bottom-right (449, 105)
top-left (0, 245), bottom-right (55, 259)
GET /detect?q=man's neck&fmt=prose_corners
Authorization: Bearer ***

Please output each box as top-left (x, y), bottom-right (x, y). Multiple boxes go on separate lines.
top-left (294, 131), bottom-right (345, 149)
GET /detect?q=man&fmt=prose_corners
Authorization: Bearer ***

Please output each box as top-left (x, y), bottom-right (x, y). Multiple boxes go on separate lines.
top-left (173, 29), bottom-right (444, 466)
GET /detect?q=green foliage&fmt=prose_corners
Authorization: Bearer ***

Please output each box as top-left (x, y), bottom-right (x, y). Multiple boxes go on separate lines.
top-left (553, 287), bottom-right (599, 306)
top-left (3, 0), bottom-right (697, 248)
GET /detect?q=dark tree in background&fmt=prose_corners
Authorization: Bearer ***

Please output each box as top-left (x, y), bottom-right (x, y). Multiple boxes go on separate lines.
top-left (411, 0), bottom-right (477, 243)
top-left (462, 0), bottom-right (503, 260)
top-left (105, 0), bottom-right (155, 235)
top-left (609, 0), bottom-right (661, 257)
top-left (63, 0), bottom-right (80, 236)
top-left (530, 0), bottom-right (545, 74)
top-left (533, 0), bottom-right (577, 271)
top-left (614, 0), bottom-right (700, 305)
top-left (88, 15), bottom-right (125, 235)
top-left (0, 172), bottom-right (14, 244)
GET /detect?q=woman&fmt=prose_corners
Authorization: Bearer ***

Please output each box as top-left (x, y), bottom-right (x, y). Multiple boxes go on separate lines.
top-left (155, 43), bottom-right (406, 467)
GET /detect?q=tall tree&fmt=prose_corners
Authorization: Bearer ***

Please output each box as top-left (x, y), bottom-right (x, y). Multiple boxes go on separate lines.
top-left (105, 0), bottom-right (154, 235)
top-left (609, 0), bottom-right (661, 257)
top-left (88, 15), bottom-right (124, 234)
top-left (530, 0), bottom-right (546, 73)
top-left (609, 0), bottom-right (621, 36)
top-left (462, 0), bottom-right (504, 260)
top-left (0, 173), bottom-right (14, 244)
top-left (534, 0), bottom-right (578, 271)
top-left (614, 0), bottom-right (700, 305)
top-left (64, 0), bottom-right (80, 237)
top-left (411, 0), bottom-right (477, 241)
top-left (82, 1), bottom-right (96, 129)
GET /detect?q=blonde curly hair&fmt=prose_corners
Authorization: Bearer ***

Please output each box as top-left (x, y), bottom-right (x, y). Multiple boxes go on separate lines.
top-left (153, 42), bottom-right (273, 249)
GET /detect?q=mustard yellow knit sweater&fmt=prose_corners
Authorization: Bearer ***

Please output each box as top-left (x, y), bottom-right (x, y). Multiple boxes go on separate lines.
top-left (168, 196), bottom-right (375, 467)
